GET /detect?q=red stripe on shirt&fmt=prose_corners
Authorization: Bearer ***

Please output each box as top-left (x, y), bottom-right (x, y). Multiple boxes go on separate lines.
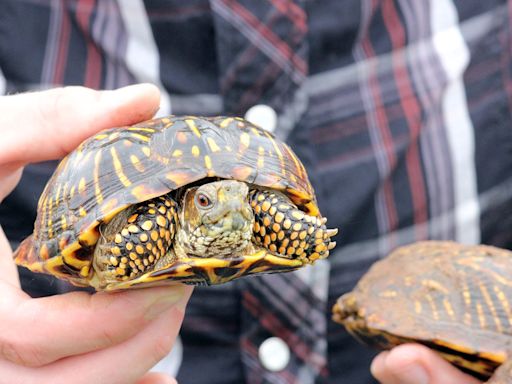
top-left (382, 0), bottom-right (428, 237)
top-left (76, 0), bottom-right (101, 89)
top-left (222, 0), bottom-right (307, 75)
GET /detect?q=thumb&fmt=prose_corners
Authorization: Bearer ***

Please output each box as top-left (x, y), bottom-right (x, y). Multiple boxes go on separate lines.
top-left (371, 344), bottom-right (482, 384)
top-left (0, 84), bottom-right (161, 167)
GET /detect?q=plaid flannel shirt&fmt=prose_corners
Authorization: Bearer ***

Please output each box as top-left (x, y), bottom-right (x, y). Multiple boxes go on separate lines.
top-left (1, 1), bottom-right (512, 383)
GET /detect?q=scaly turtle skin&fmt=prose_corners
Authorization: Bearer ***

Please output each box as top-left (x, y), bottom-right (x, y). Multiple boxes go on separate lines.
top-left (332, 241), bottom-right (512, 383)
top-left (14, 116), bottom-right (337, 290)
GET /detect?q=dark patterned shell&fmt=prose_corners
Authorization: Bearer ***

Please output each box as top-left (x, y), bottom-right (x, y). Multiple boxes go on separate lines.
top-left (14, 116), bottom-right (317, 282)
top-left (333, 241), bottom-right (512, 380)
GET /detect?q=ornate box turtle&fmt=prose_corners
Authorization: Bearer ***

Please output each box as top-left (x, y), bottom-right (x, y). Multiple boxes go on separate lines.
top-left (333, 241), bottom-right (512, 383)
top-left (14, 116), bottom-right (337, 290)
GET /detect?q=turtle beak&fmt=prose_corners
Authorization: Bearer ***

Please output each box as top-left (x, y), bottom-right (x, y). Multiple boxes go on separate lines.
top-left (215, 199), bottom-right (252, 231)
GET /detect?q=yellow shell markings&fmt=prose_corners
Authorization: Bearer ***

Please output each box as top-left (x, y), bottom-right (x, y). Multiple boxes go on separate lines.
top-left (47, 194), bottom-right (54, 238)
top-left (128, 132), bottom-right (151, 142)
top-left (185, 118), bottom-right (202, 138)
top-left (476, 265), bottom-right (512, 287)
top-left (130, 154), bottom-right (145, 172)
top-left (476, 302), bottom-right (487, 329)
top-left (421, 279), bottom-right (449, 294)
top-left (257, 146), bottom-right (265, 169)
top-left (458, 257), bottom-right (512, 330)
top-left (261, 130), bottom-right (286, 176)
top-left (108, 132), bottom-right (120, 141)
top-left (141, 146), bottom-right (151, 157)
top-left (442, 299), bottom-right (456, 321)
top-left (414, 301), bottom-right (423, 315)
top-left (240, 132), bottom-right (251, 148)
top-left (61, 182), bottom-right (70, 204)
top-left (478, 282), bottom-right (503, 332)
top-left (172, 149), bottom-right (183, 158)
top-left (461, 279), bottom-right (473, 326)
top-left (60, 239), bottom-right (88, 269)
top-left (69, 184), bottom-right (77, 198)
top-left (191, 145), bottom-right (200, 157)
top-left (78, 206), bottom-right (87, 217)
top-left (54, 182), bottom-right (63, 206)
top-left (220, 117), bottom-right (234, 128)
top-left (493, 285), bottom-right (512, 328)
top-left (433, 339), bottom-right (483, 358)
top-left (378, 290), bottom-right (397, 298)
top-left (424, 293), bottom-right (439, 321)
top-left (127, 126), bottom-right (157, 133)
top-left (60, 215), bottom-right (68, 231)
top-left (283, 143), bottom-right (305, 180)
top-left (250, 127), bottom-right (261, 137)
top-left (93, 150), bottom-right (104, 205)
top-left (204, 155), bottom-right (213, 172)
top-left (206, 137), bottom-right (221, 152)
top-left (110, 147), bottom-right (132, 187)
top-left (78, 177), bottom-right (85, 195)
top-left (94, 133), bottom-right (109, 140)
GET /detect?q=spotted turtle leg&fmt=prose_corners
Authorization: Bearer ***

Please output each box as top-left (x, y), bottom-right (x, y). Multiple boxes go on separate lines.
top-left (95, 195), bottom-right (179, 281)
top-left (249, 189), bottom-right (337, 262)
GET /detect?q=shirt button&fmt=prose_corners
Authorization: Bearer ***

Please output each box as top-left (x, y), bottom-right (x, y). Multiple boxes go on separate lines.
top-left (244, 104), bottom-right (277, 133)
top-left (258, 337), bottom-right (291, 372)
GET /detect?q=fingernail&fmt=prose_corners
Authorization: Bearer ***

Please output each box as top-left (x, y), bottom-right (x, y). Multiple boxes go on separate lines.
top-left (395, 364), bottom-right (429, 384)
top-left (370, 351), bottom-right (389, 378)
top-left (111, 83), bottom-right (159, 98)
top-left (144, 285), bottom-right (188, 320)
top-left (108, 84), bottom-right (160, 113)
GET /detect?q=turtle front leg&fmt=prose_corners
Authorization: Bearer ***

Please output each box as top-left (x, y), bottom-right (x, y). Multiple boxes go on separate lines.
top-left (249, 189), bottom-right (337, 262)
top-left (93, 195), bottom-right (179, 282)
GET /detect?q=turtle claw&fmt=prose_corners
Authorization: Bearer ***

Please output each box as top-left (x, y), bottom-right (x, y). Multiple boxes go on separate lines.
top-left (328, 241), bottom-right (337, 250)
top-left (326, 228), bottom-right (338, 238)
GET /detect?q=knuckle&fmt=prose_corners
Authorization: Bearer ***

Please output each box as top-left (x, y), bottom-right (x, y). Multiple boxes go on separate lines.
top-left (99, 326), bottom-right (119, 348)
top-left (37, 87), bottom-right (66, 126)
top-left (0, 336), bottom-right (46, 367)
top-left (151, 335), bottom-right (173, 362)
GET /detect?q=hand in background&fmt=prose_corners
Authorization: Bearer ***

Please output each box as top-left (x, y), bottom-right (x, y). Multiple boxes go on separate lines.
top-left (0, 85), bottom-right (192, 384)
top-left (371, 343), bottom-right (482, 384)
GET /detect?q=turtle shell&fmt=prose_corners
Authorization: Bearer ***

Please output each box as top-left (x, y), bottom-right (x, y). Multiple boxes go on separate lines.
top-left (333, 241), bottom-right (512, 380)
top-left (14, 116), bottom-right (318, 286)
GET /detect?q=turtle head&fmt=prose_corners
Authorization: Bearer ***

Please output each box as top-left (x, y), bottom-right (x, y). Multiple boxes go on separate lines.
top-left (179, 180), bottom-right (254, 257)
top-left (333, 292), bottom-right (395, 350)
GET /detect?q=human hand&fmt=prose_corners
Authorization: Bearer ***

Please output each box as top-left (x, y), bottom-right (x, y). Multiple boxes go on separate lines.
top-left (371, 343), bottom-right (482, 384)
top-left (0, 85), bottom-right (193, 384)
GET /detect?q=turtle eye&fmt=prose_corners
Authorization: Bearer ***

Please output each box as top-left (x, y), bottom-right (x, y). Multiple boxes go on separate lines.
top-left (195, 193), bottom-right (212, 208)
